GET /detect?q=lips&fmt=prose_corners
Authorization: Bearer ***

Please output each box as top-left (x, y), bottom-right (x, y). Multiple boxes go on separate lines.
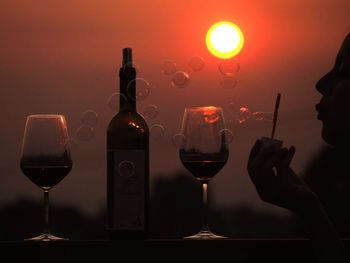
top-left (315, 103), bottom-right (325, 120)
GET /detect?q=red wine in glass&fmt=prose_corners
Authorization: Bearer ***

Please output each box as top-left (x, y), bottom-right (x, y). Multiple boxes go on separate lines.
top-left (180, 152), bottom-right (228, 181)
top-left (20, 114), bottom-right (73, 241)
top-left (20, 165), bottom-right (72, 188)
top-left (178, 106), bottom-right (230, 239)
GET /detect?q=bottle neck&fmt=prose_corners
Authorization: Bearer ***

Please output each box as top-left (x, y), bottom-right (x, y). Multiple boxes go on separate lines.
top-left (119, 66), bottom-right (136, 112)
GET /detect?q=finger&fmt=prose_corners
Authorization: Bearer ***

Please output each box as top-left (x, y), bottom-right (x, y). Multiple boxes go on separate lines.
top-left (261, 148), bottom-right (289, 170)
top-left (275, 147), bottom-right (296, 184)
top-left (284, 146), bottom-right (295, 167)
top-left (247, 139), bottom-right (262, 169)
top-left (248, 145), bottom-right (277, 174)
top-left (276, 146), bottom-right (295, 171)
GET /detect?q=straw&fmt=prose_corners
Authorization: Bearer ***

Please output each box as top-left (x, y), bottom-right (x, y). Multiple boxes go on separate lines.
top-left (271, 93), bottom-right (281, 139)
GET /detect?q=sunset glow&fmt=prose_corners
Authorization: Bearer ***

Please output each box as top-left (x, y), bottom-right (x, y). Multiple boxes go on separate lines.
top-left (206, 21), bottom-right (244, 59)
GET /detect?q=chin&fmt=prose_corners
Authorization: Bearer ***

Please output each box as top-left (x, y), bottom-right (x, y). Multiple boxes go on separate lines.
top-left (321, 125), bottom-right (350, 148)
top-left (321, 128), bottom-right (336, 146)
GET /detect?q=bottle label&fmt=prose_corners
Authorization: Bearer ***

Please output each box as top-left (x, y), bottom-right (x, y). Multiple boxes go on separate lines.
top-left (110, 149), bottom-right (145, 231)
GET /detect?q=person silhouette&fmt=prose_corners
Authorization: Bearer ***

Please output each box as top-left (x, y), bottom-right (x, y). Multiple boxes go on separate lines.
top-left (247, 32), bottom-right (350, 263)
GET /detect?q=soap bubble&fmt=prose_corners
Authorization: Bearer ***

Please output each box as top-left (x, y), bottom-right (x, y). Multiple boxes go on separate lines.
top-left (171, 71), bottom-right (190, 88)
top-left (219, 129), bottom-right (234, 145)
top-left (142, 104), bottom-right (159, 120)
top-left (127, 78), bottom-right (151, 101)
top-left (76, 125), bottom-right (94, 141)
top-left (239, 107), bottom-right (250, 124)
top-left (81, 110), bottom-right (98, 127)
top-left (251, 111), bottom-right (273, 121)
top-left (220, 75), bottom-right (238, 89)
top-left (188, 56), bottom-right (205, 72)
top-left (161, 60), bottom-right (177, 76)
top-left (108, 92), bottom-right (127, 112)
top-left (172, 133), bottom-right (186, 148)
top-left (118, 160), bottom-right (135, 177)
top-left (219, 59), bottom-right (240, 76)
top-left (150, 124), bottom-right (165, 140)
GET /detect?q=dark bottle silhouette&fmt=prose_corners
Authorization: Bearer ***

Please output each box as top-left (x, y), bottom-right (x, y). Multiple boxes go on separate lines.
top-left (107, 48), bottom-right (150, 240)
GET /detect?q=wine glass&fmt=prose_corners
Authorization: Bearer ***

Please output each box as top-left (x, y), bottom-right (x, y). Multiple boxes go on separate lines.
top-left (179, 106), bottom-right (229, 239)
top-left (20, 114), bottom-right (72, 241)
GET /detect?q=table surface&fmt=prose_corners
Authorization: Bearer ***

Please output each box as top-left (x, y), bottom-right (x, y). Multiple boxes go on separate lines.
top-left (1, 238), bottom-right (349, 263)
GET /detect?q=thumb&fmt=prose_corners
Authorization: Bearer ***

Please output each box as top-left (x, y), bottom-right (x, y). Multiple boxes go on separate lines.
top-left (285, 146), bottom-right (295, 166)
top-left (276, 146), bottom-right (295, 170)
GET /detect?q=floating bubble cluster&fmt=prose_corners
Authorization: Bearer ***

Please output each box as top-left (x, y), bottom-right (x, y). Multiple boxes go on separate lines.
top-left (188, 56), bottom-right (205, 72)
top-left (227, 105), bottom-right (273, 125)
top-left (161, 59), bottom-right (193, 89)
top-left (150, 124), bottom-right (165, 140)
top-left (161, 60), bottom-right (177, 76)
top-left (239, 107), bottom-right (250, 124)
top-left (171, 71), bottom-right (190, 88)
top-left (118, 160), bottom-right (135, 177)
top-left (75, 109), bottom-right (98, 142)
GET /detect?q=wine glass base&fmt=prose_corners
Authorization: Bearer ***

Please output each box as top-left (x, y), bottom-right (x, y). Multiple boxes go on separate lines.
top-left (24, 233), bottom-right (68, 242)
top-left (184, 229), bottom-right (227, 240)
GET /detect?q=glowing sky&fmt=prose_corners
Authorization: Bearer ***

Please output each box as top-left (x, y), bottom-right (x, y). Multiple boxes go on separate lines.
top-left (0, 0), bottom-right (349, 215)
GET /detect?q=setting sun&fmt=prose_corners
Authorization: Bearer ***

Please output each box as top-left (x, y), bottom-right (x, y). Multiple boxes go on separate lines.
top-left (206, 21), bottom-right (244, 59)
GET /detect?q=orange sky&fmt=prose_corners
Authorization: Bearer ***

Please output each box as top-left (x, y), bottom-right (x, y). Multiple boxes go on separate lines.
top-left (0, 0), bottom-right (350, 214)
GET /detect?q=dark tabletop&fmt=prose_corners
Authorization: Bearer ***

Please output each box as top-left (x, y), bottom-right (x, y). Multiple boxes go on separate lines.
top-left (2, 238), bottom-right (349, 263)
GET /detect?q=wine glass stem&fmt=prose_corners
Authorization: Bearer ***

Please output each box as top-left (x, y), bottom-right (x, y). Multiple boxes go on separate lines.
top-left (43, 189), bottom-right (50, 234)
top-left (201, 182), bottom-right (209, 232)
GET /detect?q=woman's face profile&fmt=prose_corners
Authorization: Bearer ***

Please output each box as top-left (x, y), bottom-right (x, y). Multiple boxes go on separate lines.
top-left (316, 33), bottom-right (350, 147)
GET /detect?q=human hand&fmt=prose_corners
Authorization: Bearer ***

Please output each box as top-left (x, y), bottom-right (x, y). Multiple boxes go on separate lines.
top-left (247, 140), bottom-right (318, 215)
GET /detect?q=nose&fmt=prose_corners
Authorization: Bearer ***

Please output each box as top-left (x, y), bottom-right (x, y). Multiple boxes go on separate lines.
top-left (315, 71), bottom-right (334, 96)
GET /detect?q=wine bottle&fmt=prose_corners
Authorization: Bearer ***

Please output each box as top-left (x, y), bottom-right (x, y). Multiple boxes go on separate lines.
top-left (107, 48), bottom-right (149, 239)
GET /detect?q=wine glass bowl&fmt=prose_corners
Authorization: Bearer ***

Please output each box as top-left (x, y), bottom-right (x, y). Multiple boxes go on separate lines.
top-left (179, 106), bottom-right (229, 239)
top-left (20, 114), bottom-right (72, 241)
